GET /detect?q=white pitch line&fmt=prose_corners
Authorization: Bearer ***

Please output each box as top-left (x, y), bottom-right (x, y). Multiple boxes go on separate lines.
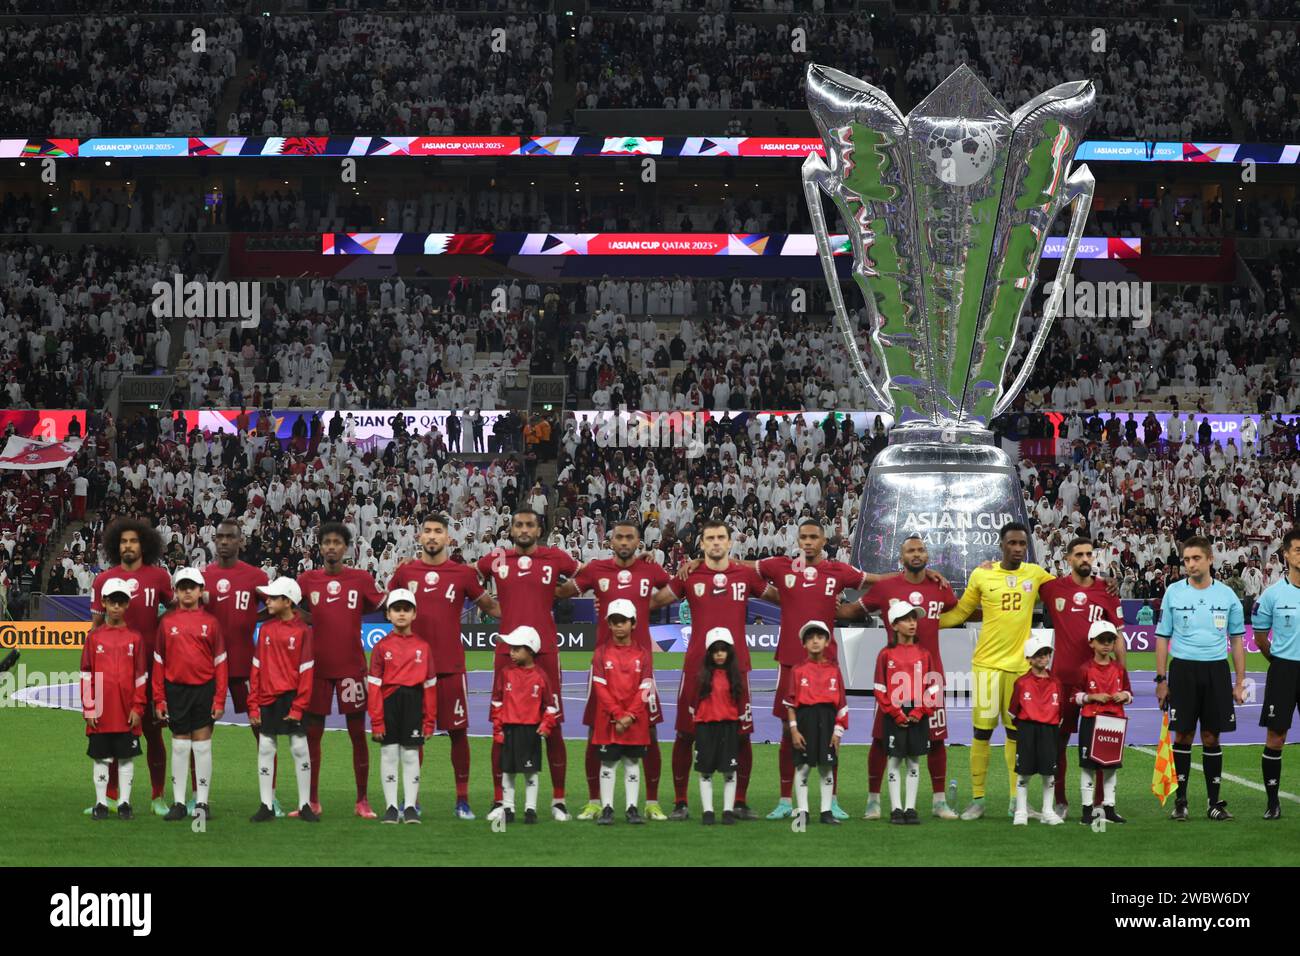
top-left (1130, 745), bottom-right (1300, 804)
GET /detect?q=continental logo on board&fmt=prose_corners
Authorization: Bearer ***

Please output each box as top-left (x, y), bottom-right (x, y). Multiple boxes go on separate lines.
top-left (0, 622), bottom-right (93, 649)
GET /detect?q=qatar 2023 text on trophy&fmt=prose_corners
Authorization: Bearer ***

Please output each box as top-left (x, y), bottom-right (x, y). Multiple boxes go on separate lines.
top-left (803, 63), bottom-right (1096, 585)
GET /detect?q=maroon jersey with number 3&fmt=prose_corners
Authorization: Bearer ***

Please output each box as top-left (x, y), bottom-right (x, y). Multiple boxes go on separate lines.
top-left (476, 547), bottom-right (578, 657)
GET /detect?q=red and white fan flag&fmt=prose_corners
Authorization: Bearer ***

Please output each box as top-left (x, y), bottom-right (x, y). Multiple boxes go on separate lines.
top-left (0, 436), bottom-right (82, 471)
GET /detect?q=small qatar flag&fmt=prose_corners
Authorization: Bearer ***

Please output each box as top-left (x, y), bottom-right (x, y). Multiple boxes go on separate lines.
top-left (0, 435), bottom-right (81, 471)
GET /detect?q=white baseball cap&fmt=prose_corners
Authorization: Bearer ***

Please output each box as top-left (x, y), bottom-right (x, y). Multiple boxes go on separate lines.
top-left (385, 588), bottom-right (417, 608)
top-left (606, 598), bottom-right (637, 621)
top-left (887, 601), bottom-right (923, 625)
top-left (173, 567), bottom-right (205, 588)
top-left (704, 626), bottom-right (734, 647)
top-left (101, 577), bottom-right (133, 601)
top-left (500, 625), bottom-right (541, 654)
top-left (257, 577), bottom-right (302, 605)
top-left (799, 620), bottom-right (831, 641)
top-left (1088, 620), bottom-right (1119, 640)
top-left (1024, 632), bottom-right (1054, 658)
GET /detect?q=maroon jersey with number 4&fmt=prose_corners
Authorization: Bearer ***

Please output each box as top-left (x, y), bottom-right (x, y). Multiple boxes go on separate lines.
top-left (574, 558), bottom-right (671, 650)
top-left (203, 560), bottom-right (268, 678)
top-left (80, 624), bottom-right (147, 735)
top-left (298, 567), bottom-right (384, 679)
top-left (389, 558), bottom-right (484, 674)
top-left (1039, 576), bottom-right (1123, 690)
top-left (669, 561), bottom-right (768, 672)
top-left (1010, 671), bottom-right (1063, 725)
top-left (91, 565), bottom-right (174, 653)
top-left (477, 547), bottom-right (578, 657)
top-left (759, 556), bottom-right (868, 665)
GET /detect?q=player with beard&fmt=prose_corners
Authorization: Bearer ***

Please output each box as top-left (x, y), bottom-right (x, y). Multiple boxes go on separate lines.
top-left (838, 534), bottom-right (959, 820)
top-left (664, 520), bottom-right (778, 821)
top-left (389, 514), bottom-right (501, 820)
top-left (89, 519), bottom-right (174, 816)
top-left (203, 520), bottom-right (273, 807)
top-left (555, 520), bottom-right (678, 821)
top-left (297, 522), bottom-right (385, 818)
top-left (1039, 537), bottom-right (1125, 820)
top-left (476, 509), bottom-right (579, 820)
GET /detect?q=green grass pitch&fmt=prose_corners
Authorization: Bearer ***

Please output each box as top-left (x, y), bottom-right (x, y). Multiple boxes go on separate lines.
top-left (2, 650), bottom-right (1292, 867)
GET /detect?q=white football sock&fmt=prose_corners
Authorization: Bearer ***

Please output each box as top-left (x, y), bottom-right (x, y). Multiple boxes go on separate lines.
top-left (170, 737), bottom-right (192, 805)
top-left (192, 739), bottom-right (212, 804)
top-left (524, 773), bottom-right (539, 812)
top-left (1080, 768), bottom-right (1095, 808)
top-left (1016, 775), bottom-right (1029, 816)
top-left (623, 757), bottom-right (640, 811)
top-left (722, 772), bottom-right (736, 813)
top-left (381, 745), bottom-right (400, 809)
top-left (117, 758), bottom-right (135, 804)
top-left (698, 774), bottom-right (714, 813)
top-left (501, 773), bottom-right (515, 811)
top-left (289, 733), bottom-right (310, 809)
top-left (1102, 769), bottom-right (1117, 806)
top-left (795, 764), bottom-right (812, 813)
top-left (820, 769), bottom-right (834, 813)
top-left (905, 758), bottom-right (920, 812)
top-left (400, 747), bottom-right (420, 807)
top-left (93, 759), bottom-right (110, 805)
top-left (1042, 776), bottom-right (1055, 814)
top-left (887, 756), bottom-right (903, 811)
top-left (257, 733), bottom-right (276, 808)
top-left (599, 761), bottom-right (616, 809)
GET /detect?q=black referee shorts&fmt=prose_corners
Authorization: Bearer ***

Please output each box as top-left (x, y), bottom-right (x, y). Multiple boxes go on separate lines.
top-left (1261, 656), bottom-right (1300, 734)
top-left (1168, 657), bottom-right (1236, 735)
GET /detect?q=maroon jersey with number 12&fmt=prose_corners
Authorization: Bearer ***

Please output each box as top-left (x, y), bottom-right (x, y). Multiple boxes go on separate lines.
top-left (298, 567), bottom-right (384, 679)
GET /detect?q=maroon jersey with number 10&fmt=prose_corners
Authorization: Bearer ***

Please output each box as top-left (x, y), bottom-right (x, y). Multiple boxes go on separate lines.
top-left (1039, 576), bottom-right (1123, 690)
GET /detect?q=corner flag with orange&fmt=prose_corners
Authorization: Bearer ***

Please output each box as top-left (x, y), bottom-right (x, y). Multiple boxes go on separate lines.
top-left (1152, 712), bottom-right (1177, 805)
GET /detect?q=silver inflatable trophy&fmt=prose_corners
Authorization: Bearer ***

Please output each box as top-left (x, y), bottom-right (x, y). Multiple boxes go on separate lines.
top-left (803, 64), bottom-right (1095, 585)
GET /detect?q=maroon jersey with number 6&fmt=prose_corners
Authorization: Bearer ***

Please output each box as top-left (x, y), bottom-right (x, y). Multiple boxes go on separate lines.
top-left (574, 558), bottom-right (671, 650)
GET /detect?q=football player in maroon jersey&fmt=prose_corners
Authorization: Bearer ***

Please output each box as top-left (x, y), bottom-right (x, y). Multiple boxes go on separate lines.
top-left (476, 509), bottom-right (579, 820)
top-left (664, 520), bottom-right (778, 820)
top-left (297, 522), bottom-right (385, 818)
top-left (389, 514), bottom-right (501, 820)
top-left (88, 519), bottom-right (174, 816)
top-left (556, 520), bottom-right (677, 821)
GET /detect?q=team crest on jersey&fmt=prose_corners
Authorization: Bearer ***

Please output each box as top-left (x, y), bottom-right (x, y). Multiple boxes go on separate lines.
top-left (1055, 598), bottom-right (1066, 612)
top-left (712, 573), bottom-right (727, 588)
top-left (217, 579), bottom-right (231, 594)
top-left (617, 569), bottom-right (632, 585)
top-left (803, 567), bottom-right (817, 581)
top-left (128, 579), bottom-right (140, 594)
top-left (128, 643), bottom-right (133, 655)
top-left (310, 591), bottom-right (319, 605)
top-left (288, 636), bottom-right (296, 649)
top-left (424, 571), bottom-right (439, 586)
top-left (384, 651), bottom-right (393, 660)
top-left (909, 591), bottom-right (924, 606)
top-left (1073, 592), bottom-right (1087, 606)
top-left (1022, 581), bottom-right (1033, 593)
top-left (517, 555), bottom-right (532, 570)
top-left (327, 580), bottom-right (342, 596)
top-left (497, 564), bottom-right (509, 579)
top-left (693, 582), bottom-right (705, 597)
top-left (785, 574), bottom-right (796, 589)
top-left (407, 580), bottom-right (418, 592)
top-left (598, 578), bottom-right (610, 592)
top-left (97, 644), bottom-right (104, 653)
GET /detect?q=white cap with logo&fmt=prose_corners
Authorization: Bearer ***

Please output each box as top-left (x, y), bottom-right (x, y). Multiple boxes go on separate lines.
top-left (101, 577), bottom-right (133, 601)
top-left (606, 598), bottom-right (637, 621)
top-left (385, 588), bottom-right (417, 608)
top-left (257, 577), bottom-right (302, 606)
top-left (173, 567), bottom-right (205, 588)
top-left (500, 625), bottom-right (541, 654)
top-left (887, 601), bottom-right (923, 625)
top-left (704, 626), bottom-right (734, 647)
top-left (1024, 632), bottom-right (1054, 658)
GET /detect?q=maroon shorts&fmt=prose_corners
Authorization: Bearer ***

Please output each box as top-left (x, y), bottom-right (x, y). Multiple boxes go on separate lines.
top-left (582, 672), bottom-right (664, 727)
top-left (494, 651), bottom-right (565, 723)
top-left (435, 672), bottom-right (470, 732)
top-left (228, 677), bottom-right (251, 714)
top-left (307, 671), bottom-right (369, 717)
top-left (677, 670), bottom-right (752, 736)
top-left (1059, 685), bottom-right (1084, 735)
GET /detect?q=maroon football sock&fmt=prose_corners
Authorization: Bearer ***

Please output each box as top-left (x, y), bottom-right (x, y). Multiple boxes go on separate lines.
top-left (545, 727), bottom-right (566, 800)
top-left (672, 734), bottom-right (693, 804)
top-left (779, 733), bottom-right (795, 799)
top-left (644, 732), bottom-right (662, 802)
top-left (585, 741), bottom-right (601, 801)
top-left (929, 743), bottom-right (948, 794)
top-left (735, 736), bottom-right (753, 804)
top-left (868, 740), bottom-right (886, 795)
top-left (449, 730), bottom-right (471, 801)
top-left (346, 714), bottom-right (368, 800)
top-left (305, 720), bottom-right (324, 804)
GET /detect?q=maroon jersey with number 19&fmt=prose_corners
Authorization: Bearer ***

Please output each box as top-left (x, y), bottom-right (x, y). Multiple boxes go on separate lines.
top-left (389, 558), bottom-right (484, 674)
top-left (476, 547), bottom-right (578, 657)
top-left (298, 567), bottom-right (384, 679)
top-left (203, 560), bottom-right (268, 678)
top-left (759, 556), bottom-right (869, 665)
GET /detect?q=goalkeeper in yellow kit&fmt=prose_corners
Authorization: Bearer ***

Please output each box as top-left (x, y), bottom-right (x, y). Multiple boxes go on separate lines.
top-left (940, 522), bottom-right (1053, 820)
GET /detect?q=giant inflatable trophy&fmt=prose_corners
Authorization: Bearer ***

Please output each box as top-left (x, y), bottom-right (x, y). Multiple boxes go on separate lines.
top-left (803, 64), bottom-right (1096, 587)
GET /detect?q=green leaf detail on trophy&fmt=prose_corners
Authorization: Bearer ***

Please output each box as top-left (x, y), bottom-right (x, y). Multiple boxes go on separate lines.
top-left (946, 188), bottom-right (1004, 413)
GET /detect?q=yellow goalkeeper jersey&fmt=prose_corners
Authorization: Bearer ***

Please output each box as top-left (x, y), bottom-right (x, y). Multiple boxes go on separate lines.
top-left (938, 562), bottom-right (1055, 672)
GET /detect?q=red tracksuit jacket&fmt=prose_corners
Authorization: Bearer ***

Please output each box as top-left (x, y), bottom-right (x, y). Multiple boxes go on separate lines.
top-left (366, 631), bottom-right (438, 738)
top-left (80, 624), bottom-right (147, 735)
top-left (1010, 671), bottom-right (1063, 725)
top-left (590, 641), bottom-right (654, 746)
top-left (783, 657), bottom-right (850, 735)
top-left (249, 617), bottom-right (314, 722)
top-left (691, 668), bottom-right (741, 724)
top-left (152, 607), bottom-right (229, 716)
top-left (873, 642), bottom-right (941, 723)
top-left (491, 662), bottom-right (558, 739)
top-left (1076, 659), bottom-right (1132, 719)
